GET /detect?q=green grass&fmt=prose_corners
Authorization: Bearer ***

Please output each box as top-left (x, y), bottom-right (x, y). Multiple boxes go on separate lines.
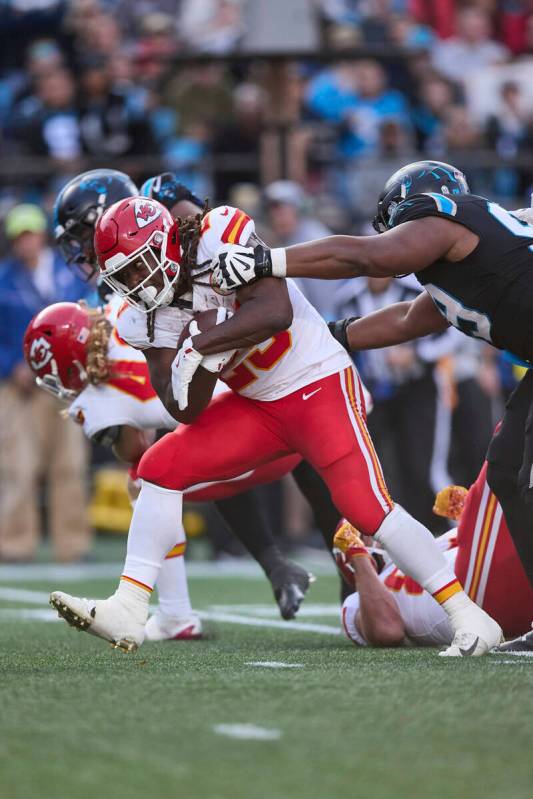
top-left (1, 557), bottom-right (532, 799)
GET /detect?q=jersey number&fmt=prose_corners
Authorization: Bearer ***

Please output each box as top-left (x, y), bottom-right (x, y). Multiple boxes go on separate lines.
top-left (384, 568), bottom-right (424, 596)
top-left (224, 331), bottom-right (292, 392)
top-left (425, 284), bottom-right (492, 342)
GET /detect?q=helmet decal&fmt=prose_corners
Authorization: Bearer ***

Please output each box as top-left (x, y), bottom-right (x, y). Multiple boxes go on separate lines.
top-left (134, 200), bottom-right (162, 229)
top-left (29, 337), bottom-right (53, 371)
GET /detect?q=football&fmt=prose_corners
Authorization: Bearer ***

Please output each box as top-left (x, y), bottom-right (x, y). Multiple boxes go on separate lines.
top-left (177, 308), bottom-right (224, 350)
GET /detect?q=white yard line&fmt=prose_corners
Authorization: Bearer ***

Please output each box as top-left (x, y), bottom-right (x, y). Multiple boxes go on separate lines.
top-left (0, 558), bottom-right (335, 583)
top-left (197, 610), bottom-right (341, 636)
top-left (213, 724), bottom-right (282, 741)
top-left (211, 603), bottom-right (340, 618)
top-left (0, 587), bottom-right (51, 604)
top-left (245, 661), bottom-right (304, 669)
top-left (0, 592), bottom-right (342, 637)
top-left (0, 608), bottom-right (58, 622)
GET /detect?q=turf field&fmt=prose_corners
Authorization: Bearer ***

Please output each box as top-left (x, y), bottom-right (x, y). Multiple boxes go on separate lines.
top-left (1, 548), bottom-right (532, 799)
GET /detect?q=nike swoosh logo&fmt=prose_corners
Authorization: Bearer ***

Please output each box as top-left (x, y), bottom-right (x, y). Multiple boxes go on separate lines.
top-left (221, 207), bottom-right (229, 216)
top-left (459, 636), bottom-right (479, 656)
top-left (302, 388), bottom-right (322, 401)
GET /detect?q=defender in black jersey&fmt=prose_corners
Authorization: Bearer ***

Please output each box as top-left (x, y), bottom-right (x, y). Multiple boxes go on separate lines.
top-left (210, 160), bottom-right (533, 605)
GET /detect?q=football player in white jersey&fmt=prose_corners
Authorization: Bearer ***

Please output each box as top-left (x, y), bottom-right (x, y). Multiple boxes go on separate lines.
top-left (336, 458), bottom-right (533, 648)
top-left (24, 300), bottom-right (305, 639)
top-left (48, 192), bottom-right (503, 657)
top-left (52, 170), bottom-right (316, 624)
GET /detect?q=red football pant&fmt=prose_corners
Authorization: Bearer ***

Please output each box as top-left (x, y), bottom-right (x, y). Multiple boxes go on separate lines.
top-left (139, 367), bottom-right (394, 535)
top-left (455, 460), bottom-right (533, 636)
top-left (184, 454), bottom-right (300, 502)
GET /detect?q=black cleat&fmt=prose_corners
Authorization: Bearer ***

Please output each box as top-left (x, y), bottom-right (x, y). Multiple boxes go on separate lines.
top-left (492, 625), bottom-right (533, 654)
top-left (269, 561), bottom-right (314, 620)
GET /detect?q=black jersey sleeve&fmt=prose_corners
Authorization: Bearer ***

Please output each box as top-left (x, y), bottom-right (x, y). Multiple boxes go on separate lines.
top-left (390, 192), bottom-right (461, 228)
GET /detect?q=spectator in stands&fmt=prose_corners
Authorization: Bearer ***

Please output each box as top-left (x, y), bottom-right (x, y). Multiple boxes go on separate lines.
top-left (10, 68), bottom-right (81, 160)
top-left (0, 204), bottom-right (92, 563)
top-left (432, 6), bottom-right (509, 83)
top-left (211, 81), bottom-right (266, 203)
top-left (178, 0), bottom-right (245, 53)
top-left (77, 56), bottom-right (156, 158)
top-left (263, 180), bottom-right (336, 319)
top-left (307, 60), bottom-right (410, 159)
top-left (412, 74), bottom-right (458, 153)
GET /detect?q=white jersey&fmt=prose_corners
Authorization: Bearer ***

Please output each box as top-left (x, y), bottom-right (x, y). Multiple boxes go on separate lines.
top-left (68, 297), bottom-right (177, 439)
top-left (341, 534), bottom-right (457, 647)
top-left (117, 205), bottom-right (352, 402)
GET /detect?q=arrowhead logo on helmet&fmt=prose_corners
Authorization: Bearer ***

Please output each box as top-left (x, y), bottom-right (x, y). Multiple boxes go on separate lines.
top-left (29, 336), bottom-right (53, 371)
top-left (134, 199), bottom-right (162, 229)
top-left (23, 302), bottom-right (92, 400)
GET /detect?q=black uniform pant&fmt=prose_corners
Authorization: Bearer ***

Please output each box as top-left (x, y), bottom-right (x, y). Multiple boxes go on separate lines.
top-left (486, 370), bottom-right (533, 589)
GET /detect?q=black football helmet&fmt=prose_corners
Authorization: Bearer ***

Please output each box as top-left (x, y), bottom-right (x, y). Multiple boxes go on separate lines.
top-left (372, 160), bottom-right (470, 233)
top-left (53, 169), bottom-right (138, 280)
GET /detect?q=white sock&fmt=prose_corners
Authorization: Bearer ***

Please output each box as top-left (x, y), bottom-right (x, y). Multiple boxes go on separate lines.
top-left (122, 481), bottom-right (185, 591)
top-left (114, 578), bottom-right (151, 615)
top-left (157, 552), bottom-right (193, 619)
top-left (374, 505), bottom-right (462, 601)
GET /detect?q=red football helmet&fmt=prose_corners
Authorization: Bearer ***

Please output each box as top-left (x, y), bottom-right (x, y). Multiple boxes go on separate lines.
top-left (23, 302), bottom-right (92, 400)
top-left (94, 196), bottom-right (181, 312)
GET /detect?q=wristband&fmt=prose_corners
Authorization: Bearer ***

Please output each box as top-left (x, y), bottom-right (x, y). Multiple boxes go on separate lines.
top-left (328, 317), bottom-right (359, 351)
top-left (270, 248), bottom-right (287, 278)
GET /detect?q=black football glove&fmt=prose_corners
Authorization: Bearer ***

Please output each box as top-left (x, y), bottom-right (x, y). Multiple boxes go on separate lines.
top-left (327, 317), bottom-right (359, 351)
top-left (140, 173), bottom-right (202, 211)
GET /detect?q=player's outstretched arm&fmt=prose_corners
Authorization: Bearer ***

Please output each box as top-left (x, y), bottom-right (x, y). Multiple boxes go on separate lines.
top-left (353, 557), bottom-right (406, 648)
top-left (345, 291), bottom-right (450, 351)
top-left (192, 278), bottom-right (293, 356)
top-left (212, 218), bottom-right (461, 289)
top-left (334, 523), bottom-right (405, 647)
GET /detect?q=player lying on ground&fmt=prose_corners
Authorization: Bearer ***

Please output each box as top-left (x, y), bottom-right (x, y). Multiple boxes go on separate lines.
top-left (336, 455), bottom-right (533, 648)
top-left (24, 299), bottom-right (309, 637)
top-left (52, 169), bottom-right (314, 621)
top-left (49, 190), bottom-right (502, 657)
top-left (209, 159), bottom-right (533, 645)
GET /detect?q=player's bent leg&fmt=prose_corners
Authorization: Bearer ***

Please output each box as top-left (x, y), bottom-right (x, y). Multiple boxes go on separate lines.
top-left (289, 368), bottom-right (503, 655)
top-left (51, 480), bottom-right (185, 651)
top-left (146, 540), bottom-right (203, 642)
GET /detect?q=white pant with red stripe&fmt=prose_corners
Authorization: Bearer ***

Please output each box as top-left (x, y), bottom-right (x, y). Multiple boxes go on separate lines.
top-left (139, 367), bottom-right (393, 535)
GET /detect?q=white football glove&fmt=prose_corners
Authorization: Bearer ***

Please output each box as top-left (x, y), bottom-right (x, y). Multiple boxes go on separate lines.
top-left (211, 244), bottom-right (258, 291)
top-left (171, 322), bottom-right (204, 410)
top-left (171, 312), bottom-right (237, 410)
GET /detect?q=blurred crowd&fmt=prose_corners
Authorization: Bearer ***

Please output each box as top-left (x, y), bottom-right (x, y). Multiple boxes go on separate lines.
top-left (0, 0), bottom-right (532, 561)
top-left (1, 0), bottom-right (533, 215)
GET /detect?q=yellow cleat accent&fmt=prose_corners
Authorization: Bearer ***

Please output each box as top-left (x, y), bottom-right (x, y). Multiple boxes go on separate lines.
top-left (333, 519), bottom-right (365, 554)
top-left (433, 485), bottom-right (468, 521)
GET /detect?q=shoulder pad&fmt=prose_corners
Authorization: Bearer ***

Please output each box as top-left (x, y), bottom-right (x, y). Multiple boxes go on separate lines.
top-left (391, 192), bottom-right (458, 228)
top-left (115, 305), bottom-right (152, 350)
top-left (197, 206), bottom-right (255, 263)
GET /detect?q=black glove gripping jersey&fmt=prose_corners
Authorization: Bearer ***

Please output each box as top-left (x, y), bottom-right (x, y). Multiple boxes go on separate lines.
top-left (390, 192), bottom-right (533, 362)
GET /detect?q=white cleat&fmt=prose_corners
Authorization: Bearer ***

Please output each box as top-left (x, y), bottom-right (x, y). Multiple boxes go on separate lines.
top-left (50, 590), bottom-right (146, 653)
top-left (144, 611), bottom-right (203, 642)
top-left (439, 606), bottom-right (503, 657)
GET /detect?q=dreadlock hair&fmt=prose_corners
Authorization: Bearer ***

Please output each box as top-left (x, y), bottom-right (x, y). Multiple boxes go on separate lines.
top-left (145, 199), bottom-right (210, 343)
top-left (85, 309), bottom-right (113, 385)
top-left (177, 198), bottom-right (210, 272)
